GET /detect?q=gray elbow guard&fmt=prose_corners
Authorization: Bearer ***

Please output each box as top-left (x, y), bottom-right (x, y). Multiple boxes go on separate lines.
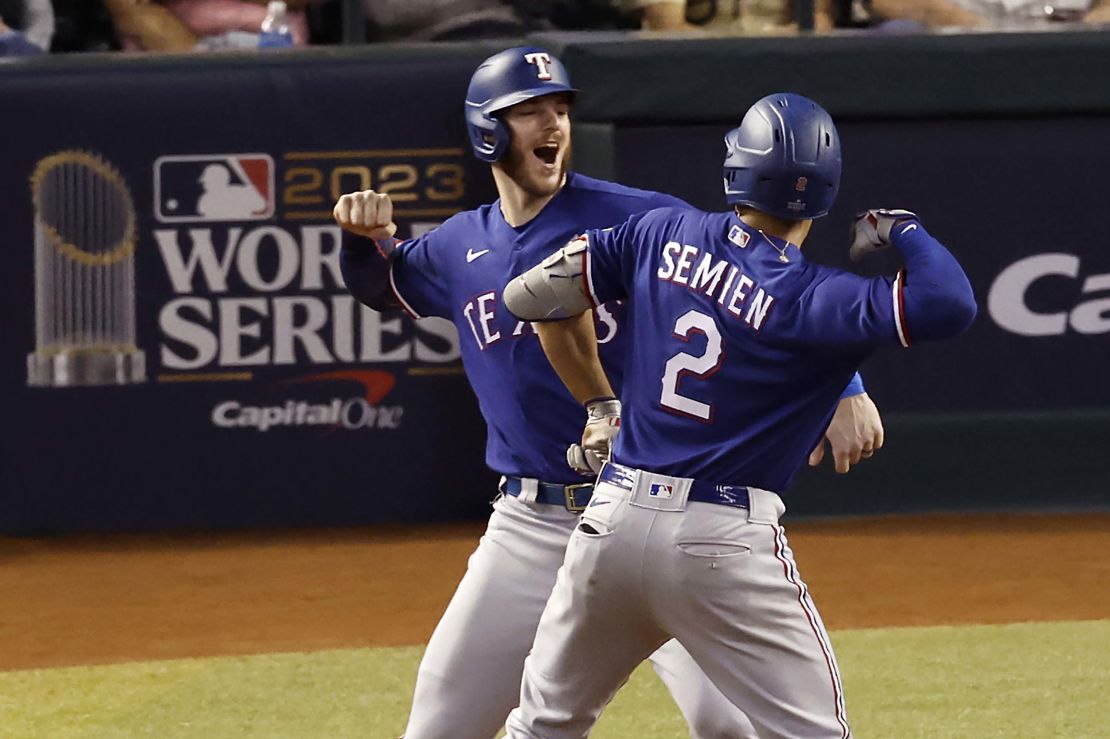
top-left (504, 237), bottom-right (595, 320)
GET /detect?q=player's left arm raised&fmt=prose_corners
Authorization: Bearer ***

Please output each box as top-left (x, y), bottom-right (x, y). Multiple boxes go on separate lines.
top-left (796, 209), bottom-right (977, 348)
top-left (849, 209), bottom-right (978, 342)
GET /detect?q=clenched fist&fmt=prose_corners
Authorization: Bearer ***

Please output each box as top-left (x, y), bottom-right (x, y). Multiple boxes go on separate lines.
top-left (333, 190), bottom-right (398, 242)
top-left (849, 208), bottom-right (919, 262)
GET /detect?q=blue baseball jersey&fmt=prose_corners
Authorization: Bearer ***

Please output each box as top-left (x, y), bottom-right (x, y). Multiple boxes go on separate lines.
top-left (388, 173), bottom-right (686, 484)
top-left (583, 208), bottom-right (914, 493)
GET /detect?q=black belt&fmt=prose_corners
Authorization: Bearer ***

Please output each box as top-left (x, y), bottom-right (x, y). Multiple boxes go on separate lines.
top-left (500, 476), bottom-right (594, 513)
top-left (598, 462), bottom-right (751, 510)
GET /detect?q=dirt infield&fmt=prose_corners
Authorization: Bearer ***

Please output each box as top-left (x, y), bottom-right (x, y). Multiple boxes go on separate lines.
top-left (2, 512), bottom-right (1108, 672)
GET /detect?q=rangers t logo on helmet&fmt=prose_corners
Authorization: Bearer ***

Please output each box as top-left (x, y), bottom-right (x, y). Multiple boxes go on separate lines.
top-left (524, 52), bottom-right (554, 80)
top-left (464, 47), bottom-right (578, 163)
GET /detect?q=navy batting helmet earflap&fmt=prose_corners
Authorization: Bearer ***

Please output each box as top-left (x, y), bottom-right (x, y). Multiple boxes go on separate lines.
top-left (465, 46), bottom-right (577, 163)
top-left (723, 93), bottom-right (841, 220)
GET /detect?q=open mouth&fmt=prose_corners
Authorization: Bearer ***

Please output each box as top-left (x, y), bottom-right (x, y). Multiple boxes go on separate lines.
top-left (533, 144), bottom-right (559, 167)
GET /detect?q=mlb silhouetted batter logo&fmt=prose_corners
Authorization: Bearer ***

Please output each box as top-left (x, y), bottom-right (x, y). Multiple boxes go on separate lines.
top-left (727, 225), bottom-right (751, 248)
top-left (154, 154), bottom-right (274, 223)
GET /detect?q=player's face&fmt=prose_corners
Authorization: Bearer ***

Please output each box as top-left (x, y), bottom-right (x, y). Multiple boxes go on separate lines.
top-left (498, 93), bottom-right (572, 198)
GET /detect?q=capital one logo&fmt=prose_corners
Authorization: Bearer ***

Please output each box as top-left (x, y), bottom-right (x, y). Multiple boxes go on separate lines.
top-left (988, 253), bottom-right (1110, 336)
top-left (524, 52), bottom-right (553, 80)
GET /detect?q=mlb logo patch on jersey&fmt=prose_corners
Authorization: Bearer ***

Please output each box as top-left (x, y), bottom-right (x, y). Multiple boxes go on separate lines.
top-left (154, 154), bottom-right (274, 223)
top-left (648, 483), bottom-right (674, 499)
top-left (728, 225), bottom-right (750, 248)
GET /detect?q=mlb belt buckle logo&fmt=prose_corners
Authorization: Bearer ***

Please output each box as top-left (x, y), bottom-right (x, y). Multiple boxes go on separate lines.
top-left (648, 483), bottom-right (674, 500)
top-left (564, 483), bottom-right (592, 513)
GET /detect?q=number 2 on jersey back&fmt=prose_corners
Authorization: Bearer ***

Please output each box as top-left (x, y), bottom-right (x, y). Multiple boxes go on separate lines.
top-left (660, 310), bottom-right (724, 422)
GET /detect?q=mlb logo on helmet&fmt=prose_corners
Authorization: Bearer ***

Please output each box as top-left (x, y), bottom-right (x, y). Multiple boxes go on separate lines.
top-left (795, 176), bottom-right (808, 192)
top-left (153, 154), bottom-right (274, 223)
top-left (648, 483), bottom-right (674, 499)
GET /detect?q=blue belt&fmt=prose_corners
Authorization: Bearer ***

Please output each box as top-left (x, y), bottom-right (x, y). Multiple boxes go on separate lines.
top-left (500, 476), bottom-right (594, 513)
top-left (598, 463), bottom-right (750, 510)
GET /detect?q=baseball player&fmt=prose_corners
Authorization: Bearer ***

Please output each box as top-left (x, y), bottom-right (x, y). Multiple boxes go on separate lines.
top-left (501, 92), bottom-right (977, 738)
top-left (336, 50), bottom-right (882, 739)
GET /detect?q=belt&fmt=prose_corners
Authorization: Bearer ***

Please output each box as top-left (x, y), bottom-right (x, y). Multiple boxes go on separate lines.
top-left (598, 463), bottom-right (751, 510)
top-left (500, 476), bottom-right (594, 513)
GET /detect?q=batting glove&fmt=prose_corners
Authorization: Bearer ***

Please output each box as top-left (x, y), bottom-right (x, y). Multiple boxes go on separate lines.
top-left (568, 397), bottom-right (621, 477)
top-left (849, 208), bottom-right (919, 261)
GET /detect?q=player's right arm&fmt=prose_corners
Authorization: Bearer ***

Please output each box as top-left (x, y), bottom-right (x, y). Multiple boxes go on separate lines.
top-left (334, 190), bottom-right (400, 312)
top-left (334, 190), bottom-right (451, 318)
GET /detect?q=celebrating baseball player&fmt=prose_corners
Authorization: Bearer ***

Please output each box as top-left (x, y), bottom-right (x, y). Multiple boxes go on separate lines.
top-left (335, 48), bottom-right (883, 739)
top-left (500, 92), bottom-right (977, 738)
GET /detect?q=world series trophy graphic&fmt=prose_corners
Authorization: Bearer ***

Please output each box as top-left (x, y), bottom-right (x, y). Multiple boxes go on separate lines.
top-left (26, 151), bottom-right (146, 387)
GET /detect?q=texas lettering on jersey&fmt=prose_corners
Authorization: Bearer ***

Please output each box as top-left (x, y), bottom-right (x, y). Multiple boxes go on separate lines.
top-left (385, 173), bottom-right (690, 484)
top-left (460, 291), bottom-right (619, 351)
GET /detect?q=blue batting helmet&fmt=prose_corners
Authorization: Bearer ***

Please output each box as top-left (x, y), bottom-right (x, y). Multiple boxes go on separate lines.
top-left (464, 46), bottom-right (577, 163)
top-left (723, 93), bottom-right (841, 220)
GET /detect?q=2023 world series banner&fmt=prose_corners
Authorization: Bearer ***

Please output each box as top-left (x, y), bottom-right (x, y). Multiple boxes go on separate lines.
top-left (0, 52), bottom-right (501, 533)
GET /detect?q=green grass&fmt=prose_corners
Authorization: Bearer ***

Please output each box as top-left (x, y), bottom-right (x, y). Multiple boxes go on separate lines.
top-left (1, 621), bottom-right (1107, 738)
